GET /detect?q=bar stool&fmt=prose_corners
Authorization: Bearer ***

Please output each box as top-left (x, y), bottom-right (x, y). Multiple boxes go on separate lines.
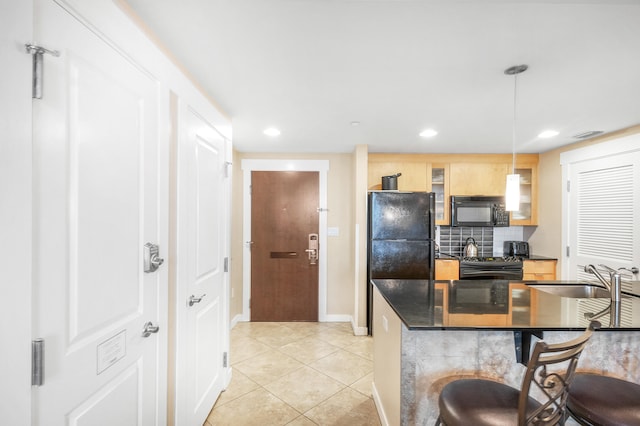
top-left (436, 322), bottom-right (598, 426)
top-left (567, 373), bottom-right (640, 426)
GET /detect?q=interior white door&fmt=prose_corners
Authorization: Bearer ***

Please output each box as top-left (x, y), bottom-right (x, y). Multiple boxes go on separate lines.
top-left (32, 1), bottom-right (166, 424)
top-left (567, 150), bottom-right (640, 280)
top-left (175, 106), bottom-right (228, 425)
top-left (566, 149), bottom-right (640, 327)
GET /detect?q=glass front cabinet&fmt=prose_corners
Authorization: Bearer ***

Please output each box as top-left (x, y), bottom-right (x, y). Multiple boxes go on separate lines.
top-left (428, 164), bottom-right (450, 226)
top-left (511, 165), bottom-right (537, 225)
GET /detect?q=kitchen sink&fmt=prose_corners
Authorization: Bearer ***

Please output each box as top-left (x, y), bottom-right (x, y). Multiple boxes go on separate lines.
top-left (527, 283), bottom-right (610, 299)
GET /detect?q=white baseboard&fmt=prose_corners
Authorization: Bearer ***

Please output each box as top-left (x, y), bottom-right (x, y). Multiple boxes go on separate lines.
top-left (230, 313), bottom-right (369, 336)
top-left (321, 314), bottom-right (351, 323)
top-left (230, 314), bottom-right (243, 329)
top-left (351, 317), bottom-right (369, 336)
top-left (372, 382), bottom-right (390, 426)
top-left (223, 367), bottom-right (233, 390)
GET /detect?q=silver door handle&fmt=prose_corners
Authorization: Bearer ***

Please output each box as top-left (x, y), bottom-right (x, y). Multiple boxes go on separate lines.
top-left (144, 243), bottom-right (164, 273)
top-left (142, 321), bottom-right (160, 337)
top-left (188, 294), bottom-right (206, 307)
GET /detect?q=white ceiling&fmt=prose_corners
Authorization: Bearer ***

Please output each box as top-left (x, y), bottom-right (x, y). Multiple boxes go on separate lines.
top-left (125, 0), bottom-right (640, 154)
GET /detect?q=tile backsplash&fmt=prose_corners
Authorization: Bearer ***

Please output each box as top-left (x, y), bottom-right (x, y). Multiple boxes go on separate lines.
top-left (438, 226), bottom-right (525, 257)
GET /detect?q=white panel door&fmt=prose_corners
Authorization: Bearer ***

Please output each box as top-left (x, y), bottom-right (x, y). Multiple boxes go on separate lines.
top-left (175, 106), bottom-right (228, 425)
top-left (32, 1), bottom-right (166, 424)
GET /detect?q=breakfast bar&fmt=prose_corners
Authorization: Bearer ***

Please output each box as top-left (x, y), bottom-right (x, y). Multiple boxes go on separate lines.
top-left (371, 279), bottom-right (640, 426)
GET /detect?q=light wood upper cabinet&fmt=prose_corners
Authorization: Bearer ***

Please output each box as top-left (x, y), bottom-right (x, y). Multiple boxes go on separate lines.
top-left (367, 158), bottom-right (427, 191)
top-left (449, 162), bottom-right (510, 196)
top-left (367, 153), bottom-right (539, 225)
top-left (511, 164), bottom-right (538, 225)
top-left (429, 164), bottom-right (450, 225)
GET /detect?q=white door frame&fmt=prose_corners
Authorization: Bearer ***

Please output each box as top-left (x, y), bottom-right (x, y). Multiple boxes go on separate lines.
top-left (0, 2), bottom-right (33, 424)
top-left (241, 159), bottom-right (329, 321)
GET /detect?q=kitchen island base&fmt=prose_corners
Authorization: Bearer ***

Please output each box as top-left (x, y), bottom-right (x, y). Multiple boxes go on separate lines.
top-left (372, 285), bottom-right (640, 426)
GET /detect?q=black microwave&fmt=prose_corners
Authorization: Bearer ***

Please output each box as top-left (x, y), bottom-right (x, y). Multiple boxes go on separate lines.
top-left (451, 195), bottom-right (509, 227)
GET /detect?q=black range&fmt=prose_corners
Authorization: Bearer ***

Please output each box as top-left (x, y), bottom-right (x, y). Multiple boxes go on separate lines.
top-left (459, 256), bottom-right (523, 280)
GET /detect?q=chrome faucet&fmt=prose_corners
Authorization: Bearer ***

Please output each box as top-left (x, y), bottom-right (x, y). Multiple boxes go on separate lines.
top-left (583, 264), bottom-right (639, 327)
top-left (583, 264), bottom-right (611, 292)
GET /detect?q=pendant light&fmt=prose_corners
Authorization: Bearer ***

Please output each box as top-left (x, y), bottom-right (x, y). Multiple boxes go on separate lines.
top-left (504, 64), bottom-right (528, 212)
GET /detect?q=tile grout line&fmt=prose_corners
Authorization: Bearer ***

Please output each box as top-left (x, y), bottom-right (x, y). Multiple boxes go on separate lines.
top-left (207, 322), bottom-right (378, 425)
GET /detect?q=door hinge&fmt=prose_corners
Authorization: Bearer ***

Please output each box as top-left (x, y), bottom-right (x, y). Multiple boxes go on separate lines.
top-left (224, 257), bottom-right (229, 272)
top-left (32, 338), bottom-right (45, 386)
top-left (566, 180), bottom-right (571, 192)
top-left (223, 351), bottom-right (228, 368)
top-left (224, 161), bottom-right (232, 178)
top-left (25, 44), bottom-right (60, 99)
top-left (566, 246), bottom-right (570, 257)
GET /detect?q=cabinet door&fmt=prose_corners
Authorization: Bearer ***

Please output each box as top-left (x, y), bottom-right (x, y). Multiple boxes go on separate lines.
top-left (435, 259), bottom-right (459, 280)
top-left (368, 160), bottom-right (427, 191)
top-left (429, 164), bottom-right (450, 225)
top-left (523, 260), bottom-right (557, 280)
top-left (449, 163), bottom-right (510, 196)
top-left (511, 164), bottom-right (538, 225)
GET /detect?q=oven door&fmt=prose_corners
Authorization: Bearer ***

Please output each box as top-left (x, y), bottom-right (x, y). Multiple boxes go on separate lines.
top-left (449, 280), bottom-right (509, 314)
top-left (459, 262), bottom-right (523, 280)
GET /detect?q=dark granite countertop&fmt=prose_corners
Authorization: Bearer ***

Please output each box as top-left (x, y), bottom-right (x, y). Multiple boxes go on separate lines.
top-left (524, 255), bottom-right (558, 261)
top-left (372, 279), bottom-right (640, 331)
top-left (435, 253), bottom-right (558, 261)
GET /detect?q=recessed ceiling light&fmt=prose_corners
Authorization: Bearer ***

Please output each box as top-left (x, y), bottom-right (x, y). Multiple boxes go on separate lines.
top-left (538, 130), bottom-right (559, 138)
top-left (419, 129), bottom-right (438, 138)
top-left (350, 121), bottom-right (361, 127)
top-left (263, 127), bottom-right (281, 137)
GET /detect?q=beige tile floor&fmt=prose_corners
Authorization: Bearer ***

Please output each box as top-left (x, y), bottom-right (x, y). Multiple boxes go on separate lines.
top-left (204, 322), bottom-right (381, 426)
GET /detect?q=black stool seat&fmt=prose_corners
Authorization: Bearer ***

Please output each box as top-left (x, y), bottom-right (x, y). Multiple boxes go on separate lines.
top-left (567, 373), bottom-right (640, 426)
top-left (436, 322), bottom-right (599, 426)
top-left (438, 379), bottom-right (543, 425)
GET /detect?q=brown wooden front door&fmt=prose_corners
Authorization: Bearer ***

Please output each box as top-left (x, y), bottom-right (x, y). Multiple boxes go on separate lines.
top-left (250, 171), bottom-right (319, 321)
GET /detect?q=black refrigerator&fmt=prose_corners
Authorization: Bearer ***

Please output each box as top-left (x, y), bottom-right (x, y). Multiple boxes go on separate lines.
top-left (367, 191), bottom-right (436, 332)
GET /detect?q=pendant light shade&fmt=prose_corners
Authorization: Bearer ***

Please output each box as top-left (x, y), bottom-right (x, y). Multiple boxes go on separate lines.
top-left (504, 64), bottom-right (527, 212)
top-left (505, 174), bottom-right (520, 211)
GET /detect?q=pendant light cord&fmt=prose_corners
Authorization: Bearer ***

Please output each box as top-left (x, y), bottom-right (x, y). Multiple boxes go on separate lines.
top-left (512, 72), bottom-right (517, 174)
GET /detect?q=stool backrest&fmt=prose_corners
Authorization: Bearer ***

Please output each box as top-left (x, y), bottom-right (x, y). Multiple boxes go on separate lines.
top-left (518, 321), bottom-right (599, 425)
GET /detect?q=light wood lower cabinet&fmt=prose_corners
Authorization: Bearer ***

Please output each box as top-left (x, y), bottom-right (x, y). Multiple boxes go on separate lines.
top-left (435, 258), bottom-right (459, 280)
top-left (522, 259), bottom-right (557, 280)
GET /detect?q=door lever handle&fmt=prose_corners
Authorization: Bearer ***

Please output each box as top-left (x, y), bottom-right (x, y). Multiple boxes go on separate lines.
top-left (142, 321), bottom-right (160, 338)
top-left (188, 294), bottom-right (206, 307)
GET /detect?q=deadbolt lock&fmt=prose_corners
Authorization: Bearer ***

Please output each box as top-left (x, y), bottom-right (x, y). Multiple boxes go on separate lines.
top-left (144, 243), bottom-right (165, 273)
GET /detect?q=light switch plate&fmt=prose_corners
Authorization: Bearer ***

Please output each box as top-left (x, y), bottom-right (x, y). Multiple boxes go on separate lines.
top-left (328, 227), bottom-right (339, 237)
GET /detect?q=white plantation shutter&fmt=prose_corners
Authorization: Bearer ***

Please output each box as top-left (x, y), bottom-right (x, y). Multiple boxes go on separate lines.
top-left (576, 165), bottom-right (634, 261)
